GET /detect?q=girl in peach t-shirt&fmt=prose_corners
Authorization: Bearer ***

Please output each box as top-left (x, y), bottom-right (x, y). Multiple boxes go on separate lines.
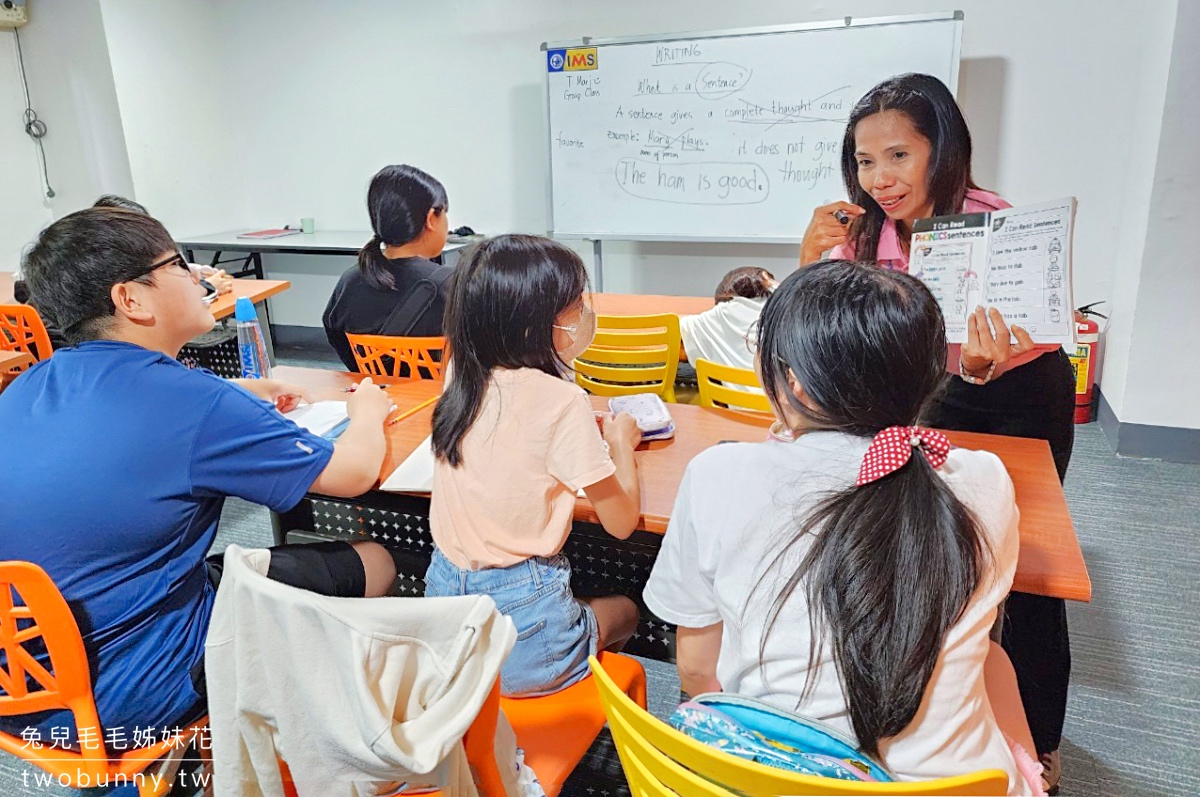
top-left (426, 234), bottom-right (643, 696)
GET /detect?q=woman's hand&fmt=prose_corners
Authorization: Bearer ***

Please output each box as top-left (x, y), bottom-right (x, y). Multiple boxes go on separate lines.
top-left (800, 201), bottom-right (865, 265)
top-left (962, 306), bottom-right (1036, 377)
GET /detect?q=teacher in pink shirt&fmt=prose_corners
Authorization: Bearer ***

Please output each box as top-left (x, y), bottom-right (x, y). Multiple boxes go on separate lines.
top-left (799, 73), bottom-right (1072, 794)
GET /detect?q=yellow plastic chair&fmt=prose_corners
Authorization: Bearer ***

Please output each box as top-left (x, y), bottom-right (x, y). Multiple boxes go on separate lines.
top-left (588, 656), bottom-right (1010, 797)
top-left (574, 314), bottom-right (681, 403)
top-left (694, 359), bottom-right (771, 414)
top-left (345, 333), bottom-right (445, 380)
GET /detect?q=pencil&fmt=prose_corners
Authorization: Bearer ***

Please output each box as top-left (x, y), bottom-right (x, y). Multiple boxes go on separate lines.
top-left (387, 395), bottom-right (439, 426)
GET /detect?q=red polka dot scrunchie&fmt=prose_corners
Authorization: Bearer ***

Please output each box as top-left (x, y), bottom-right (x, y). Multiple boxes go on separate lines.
top-left (856, 426), bottom-right (952, 487)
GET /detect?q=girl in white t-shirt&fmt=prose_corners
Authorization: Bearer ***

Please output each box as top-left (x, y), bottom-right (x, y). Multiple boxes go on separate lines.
top-left (644, 260), bottom-right (1043, 795)
top-left (426, 234), bottom-right (643, 697)
top-left (679, 267), bottom-right (776, 372)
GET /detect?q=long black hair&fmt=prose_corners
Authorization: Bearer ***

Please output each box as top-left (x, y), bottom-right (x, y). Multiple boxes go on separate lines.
top-left (358, 164), bottom-right (447, 290)
top-left (755, 260), bottom-right (987, 758)
top-left (431, 234), bottom-right (590, 467)
top-left (842, 73), bottom-right (986, 263)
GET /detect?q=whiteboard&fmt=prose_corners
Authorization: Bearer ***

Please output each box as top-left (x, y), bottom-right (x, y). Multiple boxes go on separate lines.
top-left (543, 14), bottom-right (963, 242)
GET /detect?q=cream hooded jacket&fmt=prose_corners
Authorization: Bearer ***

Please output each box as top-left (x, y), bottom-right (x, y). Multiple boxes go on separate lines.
top-left (205, 545), bottom-right (518, 797)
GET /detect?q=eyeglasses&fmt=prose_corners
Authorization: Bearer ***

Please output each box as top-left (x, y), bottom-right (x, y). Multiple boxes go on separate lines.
top-left (553, 302), bottom-right (595, 335)
top-left (742, 319), bottom-right (761, 355)
top-left (127, 251), bottom-right (196, 284)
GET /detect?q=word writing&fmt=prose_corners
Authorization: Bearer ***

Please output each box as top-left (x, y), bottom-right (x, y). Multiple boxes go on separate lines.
top-left (654, 42), bottom-right (702, 64)
top-left (615, 158), bottom-right (769, 205)
top-left (556, 131), bottom-right (585, 149)
top-left (562, 74), bottom-right (601, 102)
top-left (778, 160), bottom-right (835, 188)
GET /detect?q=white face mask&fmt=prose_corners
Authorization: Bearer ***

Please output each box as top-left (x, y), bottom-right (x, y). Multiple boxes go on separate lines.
top-left (553, 303), bottom-right (597, 366)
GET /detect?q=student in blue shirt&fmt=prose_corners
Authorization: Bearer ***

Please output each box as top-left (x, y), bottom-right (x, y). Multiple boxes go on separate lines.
top-left (0, 207), bottom-right (398, 743)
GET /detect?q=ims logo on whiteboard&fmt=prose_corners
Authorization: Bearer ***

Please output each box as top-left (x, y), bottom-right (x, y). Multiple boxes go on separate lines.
top-left (547, 47), bottom-right (598, 72)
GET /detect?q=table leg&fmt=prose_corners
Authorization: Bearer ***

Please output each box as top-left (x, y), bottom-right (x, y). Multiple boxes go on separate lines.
top-left (273, 493), bottom-right (675, 660)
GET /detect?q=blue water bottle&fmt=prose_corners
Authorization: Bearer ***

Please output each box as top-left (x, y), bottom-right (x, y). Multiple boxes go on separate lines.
top-left (234, 297), bottom-right (272, 379)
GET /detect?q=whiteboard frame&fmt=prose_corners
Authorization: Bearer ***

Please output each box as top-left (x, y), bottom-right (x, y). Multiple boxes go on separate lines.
top-left (541, 11), bottom-right (964, 243)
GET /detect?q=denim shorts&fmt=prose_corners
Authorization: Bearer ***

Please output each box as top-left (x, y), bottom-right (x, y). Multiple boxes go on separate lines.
top-left (424, 549), bottom-right (598, 697)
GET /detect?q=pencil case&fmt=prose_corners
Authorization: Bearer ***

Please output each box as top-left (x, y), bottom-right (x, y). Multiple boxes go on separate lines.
top-left (609, 394), bottom-right (675, 441)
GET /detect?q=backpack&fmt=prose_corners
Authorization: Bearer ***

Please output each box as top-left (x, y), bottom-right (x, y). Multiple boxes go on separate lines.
top-left (377, 264), bottom-right (454, 337)
top-left (668, 693), bottom-right (893, 783)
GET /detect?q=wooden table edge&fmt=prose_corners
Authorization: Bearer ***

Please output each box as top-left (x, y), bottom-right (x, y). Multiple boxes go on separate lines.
top-left (272, 366), bottom-right (1092, 603)
top-left (0, 351), bottom-right (35, 371)
top-left (209, 280), bottom-right (292, 321)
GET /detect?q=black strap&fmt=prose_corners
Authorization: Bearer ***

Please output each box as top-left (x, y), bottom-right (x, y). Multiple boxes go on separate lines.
top-left (377, 265), bottom-right (453, 337)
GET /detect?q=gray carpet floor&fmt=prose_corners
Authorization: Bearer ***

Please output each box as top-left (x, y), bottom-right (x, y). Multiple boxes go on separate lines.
top-left (2, 353), bottom-right (1196, 795)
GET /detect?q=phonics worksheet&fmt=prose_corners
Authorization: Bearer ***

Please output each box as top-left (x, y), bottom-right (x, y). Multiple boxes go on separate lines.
top-left (910, 197), bottom-right (1077, 345)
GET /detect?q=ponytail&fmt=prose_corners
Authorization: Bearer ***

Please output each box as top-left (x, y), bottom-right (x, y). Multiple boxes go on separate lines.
top-left (752, 260), bottom-right (990, 757)
top-left (358, 164), bottom-right (448, 291)
top-left (357, 235), bottom-right (394, 291)
top-left (759, 446), bottom-right (986, 757)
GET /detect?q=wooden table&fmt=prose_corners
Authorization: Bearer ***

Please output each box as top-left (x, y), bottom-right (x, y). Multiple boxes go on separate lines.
top-left (0, 350), bottom-right (34, 372)
top-left (273, 366), bottom-right (1091, 603)
top-left (593, 293), bottom-right (714, 317)
top-left (2, 271), bottom-right (289, 324)
top-left (207, 279), bottom-right (290, 321)
top-left (0, 350), bottom-right (35, 393)
top-left (177, 280), bottom-right (291, 377)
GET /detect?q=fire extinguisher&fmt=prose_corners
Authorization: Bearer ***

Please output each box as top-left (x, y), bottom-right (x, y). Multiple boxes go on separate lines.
top-left (1070, 302), bottom-right (1107, 424)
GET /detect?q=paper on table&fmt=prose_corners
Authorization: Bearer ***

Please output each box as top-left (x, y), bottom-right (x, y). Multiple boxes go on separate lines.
top-left (284, 401), bottom-right (349, 438)
top-left (236, 228), bottom-right (302, 239)
top-left (381, 436), bottom-right (435, 493)
top-left (380, 435), bottom-right (590, 497)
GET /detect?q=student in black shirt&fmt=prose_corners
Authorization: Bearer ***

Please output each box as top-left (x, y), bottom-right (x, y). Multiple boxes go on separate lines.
top-left (323, 165), bottom-right (453, 371)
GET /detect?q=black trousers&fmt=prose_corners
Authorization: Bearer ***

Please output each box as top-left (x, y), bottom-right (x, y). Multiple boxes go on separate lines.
top-left (926, 349), bottom-right (1075, 756)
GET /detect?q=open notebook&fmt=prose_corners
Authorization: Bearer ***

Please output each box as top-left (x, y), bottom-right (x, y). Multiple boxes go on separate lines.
top-left (380, 436), bottom-right (588, 497)
top-left (283, 401), bottom-right (350, 440)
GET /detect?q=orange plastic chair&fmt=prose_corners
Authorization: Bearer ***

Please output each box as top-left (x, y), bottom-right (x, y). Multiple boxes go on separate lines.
top-left (0, 561), bottom-right (207, 797)
top-left (0, 304), bottom-right (53, 371)
top-left (502, 650), bottom-right (647, 797)
top-left (346, 333), bottom-right (446, 380)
